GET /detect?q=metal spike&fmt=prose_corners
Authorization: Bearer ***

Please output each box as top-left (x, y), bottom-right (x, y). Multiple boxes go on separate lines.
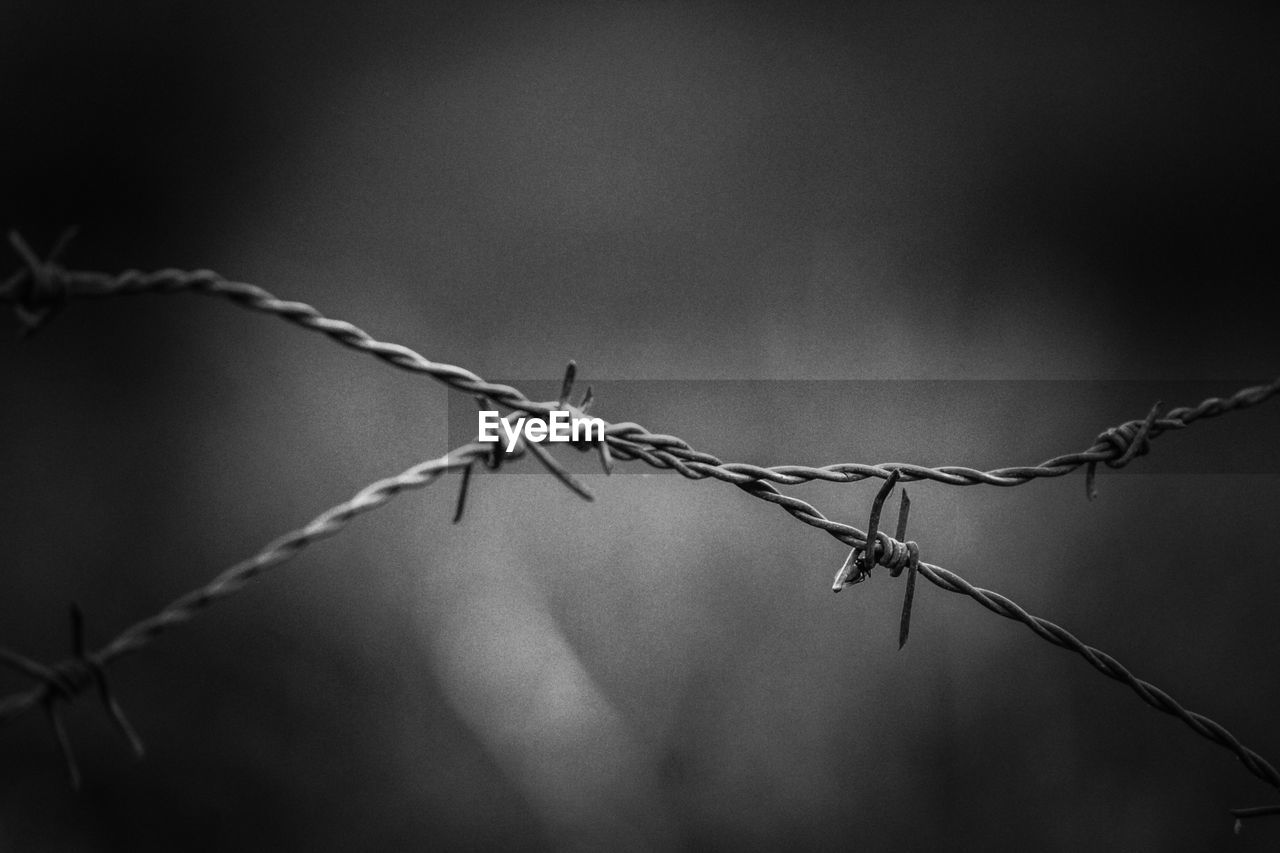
top-left (7, 231), bottom-right (40, 272)
top-left (45, 700), bottom-right (80, 790)
top-left (0, 266), bottom-right (25, 300)
top-left (0, 648), bottom-right (59, 684)
top-left (71, 604), bottom-right (145, 758)
top-left (597, 435), bottom-right (614, 475)
top-left (1114, 401), bottom-right (1162, 468)
top-left (890, 491), bottom-right (911, 576)
top-left (92, 669), bottom-right (145, 759)
top-left (46, 226), bottom-right (79, 265)
top-left (861, 469), bottom-right (902, 575)
top-left (898, 545), bottom-right (919, 650)
top-left (474, 395), bottom-right (503, 470)
top-left (559, 360), bottom-right (577, 407)
top-left (453, 463), bottom-right (474, 524)
top-left (525, 438), bottom-right (593, 501)
top-left (891, 490), bottom-right (920, 649)
top-left (831, 547), bottom-right (860, 592)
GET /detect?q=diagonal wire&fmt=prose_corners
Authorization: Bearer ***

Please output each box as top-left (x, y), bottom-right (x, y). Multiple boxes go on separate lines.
top-left (0, 441), bottom-right (495, 725)
top-left (915, 561), bottom-right (1280, 793)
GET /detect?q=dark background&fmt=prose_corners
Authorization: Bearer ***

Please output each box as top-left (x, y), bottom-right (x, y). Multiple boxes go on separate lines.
top-left (1, 1), bottom-right (1278, 850)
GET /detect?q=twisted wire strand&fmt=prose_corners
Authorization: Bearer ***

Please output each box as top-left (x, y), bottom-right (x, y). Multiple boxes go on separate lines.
top-left (0, 432), bottom-right (1275, 802)
top-left (4, 246), bottom-right (1278, 815)
top-left (10, 261), bottom-right (1277, 495)
top-left (0, 441), bottom-right (494, 724)
top-left (916, 561), bottom-right (1280, 792)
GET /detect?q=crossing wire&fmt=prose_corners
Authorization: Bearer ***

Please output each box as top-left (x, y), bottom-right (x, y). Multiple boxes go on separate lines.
top-left (2, 233), bottom-right (1277, 826)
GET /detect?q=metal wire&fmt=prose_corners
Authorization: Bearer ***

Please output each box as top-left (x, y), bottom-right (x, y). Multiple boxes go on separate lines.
top-left (3, 240), bottom-right (1275, 500)
top-left (0, 442), bottom-right (496, 725)
top-left (916, 561), bottom-right (1280, 792)
top-left (3, 236), bottom-right (1278, 823)
top-left (3, 431), bottom-right (1275, 811)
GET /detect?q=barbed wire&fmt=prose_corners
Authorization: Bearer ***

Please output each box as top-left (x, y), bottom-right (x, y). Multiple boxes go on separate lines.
top-left (0, 443), bottom-right (492, 728)
top-left (3, 232), bottom-right (1276, 500)
top-left (4, 426), bottom-right (1278, 816)
top-left (2, 231), bottom-right (1278, 828)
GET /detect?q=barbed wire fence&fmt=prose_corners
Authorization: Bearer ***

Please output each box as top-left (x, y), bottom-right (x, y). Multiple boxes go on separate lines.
top-left (2, 230), bottom-right (1278, 832)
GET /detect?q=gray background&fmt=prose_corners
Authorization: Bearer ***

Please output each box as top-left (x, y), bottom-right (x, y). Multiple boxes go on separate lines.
top-left (1, 2), bottom-right (1278, 850)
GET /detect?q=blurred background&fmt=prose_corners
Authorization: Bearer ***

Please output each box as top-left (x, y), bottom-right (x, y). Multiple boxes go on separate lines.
top-left (1, 1), bottom-right (1279, 849)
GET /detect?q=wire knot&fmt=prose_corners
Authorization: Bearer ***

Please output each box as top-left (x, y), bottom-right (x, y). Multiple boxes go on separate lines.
top-left (1, 229), bottom-right (78, 335)
top-left (1085, 400), bottom-right (1166, 500)
top-left (876, 533), bottom-right (920, 576)
top-left (548, 359), bottom-right (612, 473)
top-left (452, 362), bottom-right (606, 523)
top-left (0, 603), bottom-right (144, 789)
top-left (1096, 421), bottom-right (1152, 468)
top-left (831, 469), bottom-right (924, 648)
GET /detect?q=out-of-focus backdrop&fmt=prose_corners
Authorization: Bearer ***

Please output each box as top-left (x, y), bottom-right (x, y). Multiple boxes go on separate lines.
top-left (2, 2), bottom-right (1279, 850)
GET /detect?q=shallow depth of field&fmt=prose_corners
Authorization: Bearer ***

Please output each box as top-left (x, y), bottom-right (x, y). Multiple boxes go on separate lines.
top-left (2, 3), bottom-right (1279, 850)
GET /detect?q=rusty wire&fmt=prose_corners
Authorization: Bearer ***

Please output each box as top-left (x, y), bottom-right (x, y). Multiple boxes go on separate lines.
top-left (2, 232), bottom-right (1279, 826)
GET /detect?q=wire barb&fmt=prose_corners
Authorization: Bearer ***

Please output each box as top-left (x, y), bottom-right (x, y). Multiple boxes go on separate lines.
top-left (452, 399), bottom-right (494, 524)
top-left (831, 475), bottom-right (923, 647)
top-left (1086, 400), bottom-right (1164, 500)
top-left (44, 696), bottom-right (79, 790)
top-left (452, 462), bottom-right (474, 524)
top-left (3, 242), bottom-right (1279, 826)
top-left (597, 432), bottom-right (614, 475)
top-left (71, 604), bottom-right (146, 760)
top-left (1, 228), bottom-right (78, 335)
top-left (559, 360), bottom-right (577, 408)
top-left (831, 548), bottom-right (860, 592)
top-left (0, 603), bottom-right (143, 789)
top-left (862, 469), bottom-right (902, 575)
top-left (524, 437), bottom-right (594, 502)
top-left (556, 360), bottom-right (612, 476)
top-left (474, 370), bottom-right (597, 501)
top-left (832, 469), bottom-right (916, 592)
top-left (1231, 804), bottom-right (1280, 833)
top-left (0, 648), bottom-right (80, 787)
top-left (7, 245), bottom-right (1272, 494)
top-left (891, 490), bottom-right (921, 649)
